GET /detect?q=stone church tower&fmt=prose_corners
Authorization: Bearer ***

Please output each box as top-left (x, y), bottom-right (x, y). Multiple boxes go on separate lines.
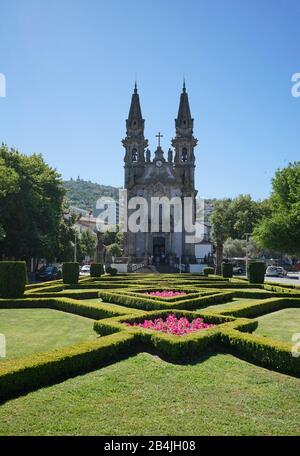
top-left (122, 82), bottom-right (198, 264)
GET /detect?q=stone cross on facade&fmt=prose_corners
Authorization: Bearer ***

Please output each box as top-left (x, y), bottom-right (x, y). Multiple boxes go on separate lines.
top-left (155, 132), bottom-right (163, 147)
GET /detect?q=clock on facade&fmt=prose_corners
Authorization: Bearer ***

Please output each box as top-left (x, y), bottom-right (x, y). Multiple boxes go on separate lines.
top-left (156, 160), bottom-right (163, 168)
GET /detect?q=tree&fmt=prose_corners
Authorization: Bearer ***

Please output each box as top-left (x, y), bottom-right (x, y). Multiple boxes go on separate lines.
top-left (229, 195), bottom-right (268, 239)
top-left (106, 242), bottom-right (122, 257)
top-left (102, 228), bottom-right (118, 246)
top-left (210, 199), bottom-right (232, 273)
top-left (0, 152), bottom-right (20, 243)
top-left (55, 211), bottom-right (76, 263)
top-left (223, 238), bottom-right (246, 258)
top-left (79, 230), bottom-right (96, 259)
top-left (0, 144), bottom-right (75, 266)
top-left (210, 195), bottom-right (270, 272)
top-left (63, 178), bottom-right (119, 211)
top-left (253, 162), bottom-right (300, 255)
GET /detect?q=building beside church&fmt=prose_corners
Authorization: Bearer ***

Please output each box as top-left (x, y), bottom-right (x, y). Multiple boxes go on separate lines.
top-left (122, 83), bottom-right (200, 265)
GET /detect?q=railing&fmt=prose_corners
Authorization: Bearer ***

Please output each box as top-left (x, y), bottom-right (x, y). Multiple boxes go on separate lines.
top-left (130, 262), bottom-right (145, 272)
top-left (174, 263), bottom-right (188, 273)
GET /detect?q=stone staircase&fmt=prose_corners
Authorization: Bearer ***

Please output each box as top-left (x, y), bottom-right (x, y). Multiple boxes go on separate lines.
top-left (132, 264), bottom-right (178, 274)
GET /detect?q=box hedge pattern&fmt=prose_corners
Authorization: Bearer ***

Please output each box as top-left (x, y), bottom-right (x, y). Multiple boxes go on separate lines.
top-left (0, 272), bottom-right (299, 402)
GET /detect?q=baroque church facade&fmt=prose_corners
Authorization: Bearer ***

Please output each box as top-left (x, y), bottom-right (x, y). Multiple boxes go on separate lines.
top-left (122, 83), bottom-right (198, 264)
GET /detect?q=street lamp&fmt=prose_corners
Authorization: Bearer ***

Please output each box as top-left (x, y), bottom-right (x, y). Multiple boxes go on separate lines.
top-left (74, 230), bottom-right (77, 263)
top-left (73, 214), bottom-right (82, 263)
top-left (244, 232), bottom-right (252, 276)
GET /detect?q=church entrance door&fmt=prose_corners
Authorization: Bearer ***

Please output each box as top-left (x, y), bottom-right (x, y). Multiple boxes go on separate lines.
top-left (153, 236), bottom-right (166, 265)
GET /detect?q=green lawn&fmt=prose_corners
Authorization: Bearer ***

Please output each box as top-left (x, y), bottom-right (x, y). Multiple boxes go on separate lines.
top-left (199, 297), bottom-right (257, 312)
top-left (254, 308), bottom-right (300, 344)
top-left (0, 308), bottom-right (97, 360)
top-left (0, 352), bottom-right (299, 435)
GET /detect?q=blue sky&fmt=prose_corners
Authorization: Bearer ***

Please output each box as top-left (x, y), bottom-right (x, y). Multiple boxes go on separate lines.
top-left (0, 0), bottom-right (299, 200)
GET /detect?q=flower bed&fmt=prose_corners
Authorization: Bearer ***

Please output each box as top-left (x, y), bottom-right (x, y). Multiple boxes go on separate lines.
top-left (144, 291), bottom-right (187, 298)
top-left (127, 314), bottom-right (216, 336)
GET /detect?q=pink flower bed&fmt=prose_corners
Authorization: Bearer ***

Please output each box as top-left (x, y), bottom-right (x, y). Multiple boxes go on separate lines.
top-left (127, 314), bottom-right (216, 336)
top-left (144, 290), bottom-right (187, 298)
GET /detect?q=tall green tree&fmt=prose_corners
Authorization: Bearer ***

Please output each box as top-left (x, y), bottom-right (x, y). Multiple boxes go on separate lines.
top-left (210, 199), bottom-right (232, 273)
top-left (79, 230), bottom-right (96, 259)
top-left (253, 162), bottom-right (300, 255)
top-left (210, 195), bottom-right (270, 272)
top-left (0, 144), bottom-right (75, 266)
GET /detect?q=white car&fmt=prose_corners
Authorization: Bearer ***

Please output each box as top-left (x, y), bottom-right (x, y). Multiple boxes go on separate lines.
top-left (80, 265), bottom-right (91, 276)
top-left (266, 266), bottom-right (287, 277)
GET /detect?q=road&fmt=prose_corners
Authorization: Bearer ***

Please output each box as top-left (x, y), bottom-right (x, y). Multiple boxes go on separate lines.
top-left (264, 274), bottom-right (300, 286)
top-left (236, 273), bottom-right (300, 286)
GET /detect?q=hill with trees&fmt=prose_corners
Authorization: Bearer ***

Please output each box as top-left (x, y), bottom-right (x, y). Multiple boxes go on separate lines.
top-left (63, 178), bottom-right (120, 210)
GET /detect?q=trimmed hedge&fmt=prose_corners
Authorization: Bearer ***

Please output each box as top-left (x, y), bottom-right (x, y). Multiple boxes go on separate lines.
top-left (24, 290), bottom-right (100, 300)
top-left (97, 289), bottom-right (234, 311)
top-left (0, 261), bottom-right (27, 298)
top-left (0, 332), bottom-right (136, 402)
top-left (2, 270), bottom-right (300, 403)
top-left (0, 296), bottom-right (142, 319)
top-left (90, 263), bottom-right (104, 278)
top-left (222, 262), bottom-right (233, 279)
top-left (26, 284), bottom-right (64, 294)
top-left (106, 266), bottom-right (118, 276)
top-left (94, 310), bottom-right (227, 361)
top-left (93, 310), bottom-right (255, 363)
top-left (264, 283), bottom-right (300, 296)
top-left (220, 328), bottom-right (300, 377)
top-left (25, 278), bottom-right (63, 290)
top-left (62, 262), bottom-right (79, 285)
top-left (217, 297), bottom-right (300, 318)
top-left (203, 267), bottom-right (214, 276)
top-left (247, 261), bottom-right (266, 284)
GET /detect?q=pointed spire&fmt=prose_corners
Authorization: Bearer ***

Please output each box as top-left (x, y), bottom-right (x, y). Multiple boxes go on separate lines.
top-left (175, 82), bottom-right (193, 132)
top-left (126, 83), bottom-right (144, 133)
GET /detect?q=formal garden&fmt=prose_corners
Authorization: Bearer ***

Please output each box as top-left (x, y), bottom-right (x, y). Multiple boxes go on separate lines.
top-left (0, 261), bottom-right (300, 435)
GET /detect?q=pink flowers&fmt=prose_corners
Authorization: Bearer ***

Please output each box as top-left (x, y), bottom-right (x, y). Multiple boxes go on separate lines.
top-left (144, 290), bottom-right (187, 298)
top-left (127, 314), bottom-right (216, 336)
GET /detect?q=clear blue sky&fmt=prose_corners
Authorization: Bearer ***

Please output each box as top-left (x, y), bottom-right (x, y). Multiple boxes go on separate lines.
top-left (0, 0), bottom-right (299, 200)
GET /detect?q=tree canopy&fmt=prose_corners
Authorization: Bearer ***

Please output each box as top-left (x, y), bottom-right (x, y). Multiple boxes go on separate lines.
top-left (0, 144), bottom-right (74, 264)
top-left (210, 195), bottom-right (270, 270)
top-left (253, 162), bottom-right (300, 255)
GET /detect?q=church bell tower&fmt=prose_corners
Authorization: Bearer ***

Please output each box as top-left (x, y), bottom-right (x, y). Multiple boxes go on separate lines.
top-left (122, 83), bottom-right (148, 188)
top-left (172, 81), bottom-right (197, 194)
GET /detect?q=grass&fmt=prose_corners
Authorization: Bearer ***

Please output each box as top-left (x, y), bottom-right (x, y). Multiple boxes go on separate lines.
top-left (1, 276), bottom-right (299, 436)
top-left (0, 352), bottom-right (299, 436)
top-left (199, 297), bottom-right (257, 312)
top-left (0, 308), bottom-right (97, 360)
top-left (254, 308), bottom-right (300, 344)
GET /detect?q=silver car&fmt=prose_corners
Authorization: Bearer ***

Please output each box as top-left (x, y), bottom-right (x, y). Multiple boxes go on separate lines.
top-left (80, 265), bottom-right (91, 276)
top-left (266, 266), bottom-right (287, 277)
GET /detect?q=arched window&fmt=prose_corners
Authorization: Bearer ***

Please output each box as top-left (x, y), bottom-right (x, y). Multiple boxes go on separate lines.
top-left (181, 147), bottom-right (188, 162)
top-left (132, 148), bottom-right (138, 162)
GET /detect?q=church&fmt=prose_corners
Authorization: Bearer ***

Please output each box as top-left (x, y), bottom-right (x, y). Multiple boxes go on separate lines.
top-left (122, 82), bottom-right (198, 265)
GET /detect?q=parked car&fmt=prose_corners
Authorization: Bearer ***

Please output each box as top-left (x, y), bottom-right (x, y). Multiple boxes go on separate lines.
top-left (266, 266), bottom-right (287, 277)
top-left (35, 265), bottom-right (62, 281)
top-left (233, 266), bottom-right (244, 275)
top-left (80, 264), bottom-right (91, 276)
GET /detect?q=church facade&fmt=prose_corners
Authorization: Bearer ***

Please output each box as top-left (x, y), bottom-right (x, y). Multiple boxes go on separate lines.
top-left (122, 83), bottom-right (198, 264)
